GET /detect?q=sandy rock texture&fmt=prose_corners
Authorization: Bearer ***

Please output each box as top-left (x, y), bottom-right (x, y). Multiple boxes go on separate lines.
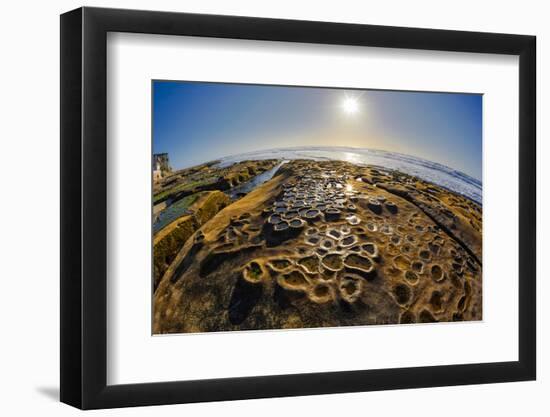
top-left (153, 160), bottom-right (482, 334)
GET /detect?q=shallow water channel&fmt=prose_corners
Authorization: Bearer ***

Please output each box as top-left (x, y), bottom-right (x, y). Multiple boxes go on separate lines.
top-left (153, 194), bottom-right (198, 234)
top-left (227, 160), bottom-right (287, 199)
top-left (153, 161), bottom-right (287, 234)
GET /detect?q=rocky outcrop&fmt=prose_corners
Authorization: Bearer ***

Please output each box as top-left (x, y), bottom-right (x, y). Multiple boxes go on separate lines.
top-left (153, 191), bottom-right (230, 290)
top-left (153, 159), bottom-right (279, 204)
top-left (154, 160), bottom-right (483, 334)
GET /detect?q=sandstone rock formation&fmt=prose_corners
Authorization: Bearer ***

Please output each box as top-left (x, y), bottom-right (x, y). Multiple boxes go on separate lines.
top-left (153, 160), bottom-right (482, 334)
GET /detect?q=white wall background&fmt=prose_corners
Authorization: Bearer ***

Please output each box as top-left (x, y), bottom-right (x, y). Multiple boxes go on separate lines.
top-left (0, 0), bottom-right (545, 415)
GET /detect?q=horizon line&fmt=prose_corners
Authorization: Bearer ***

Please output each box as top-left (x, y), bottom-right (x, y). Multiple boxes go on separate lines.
top-left (160, 145), bottom-right (482, 184)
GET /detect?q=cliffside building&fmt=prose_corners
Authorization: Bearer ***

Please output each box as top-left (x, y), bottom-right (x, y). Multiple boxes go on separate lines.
top-left (153, 153), bottom-right (171, 181)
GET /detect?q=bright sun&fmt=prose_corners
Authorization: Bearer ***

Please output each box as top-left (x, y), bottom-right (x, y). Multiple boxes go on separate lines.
top-left (341, 96), bottom-right (360, 115)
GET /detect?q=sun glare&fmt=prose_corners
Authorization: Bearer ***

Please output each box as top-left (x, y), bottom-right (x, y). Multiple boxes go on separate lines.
top-left (341, 96), bottom-right (360, 115)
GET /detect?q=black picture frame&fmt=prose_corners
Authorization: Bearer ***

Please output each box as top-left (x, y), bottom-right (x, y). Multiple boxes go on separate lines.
top-left (60, 6), bottom-right (536, 410)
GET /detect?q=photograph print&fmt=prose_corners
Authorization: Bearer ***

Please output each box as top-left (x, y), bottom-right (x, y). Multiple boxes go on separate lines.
top-left (152, 81), bottom-right (482, 334)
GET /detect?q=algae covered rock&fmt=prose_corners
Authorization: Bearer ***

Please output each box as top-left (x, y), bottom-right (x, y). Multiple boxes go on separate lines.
top-left (153, 191), bottom-right (230, 290)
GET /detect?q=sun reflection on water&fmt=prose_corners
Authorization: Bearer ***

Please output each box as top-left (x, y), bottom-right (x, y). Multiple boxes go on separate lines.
top-left (342, 151), bottom-right (362, 165)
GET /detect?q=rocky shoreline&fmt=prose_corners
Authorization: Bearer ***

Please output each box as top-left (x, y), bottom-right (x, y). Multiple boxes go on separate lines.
top-left (153, 159), bottom-right (482, 333)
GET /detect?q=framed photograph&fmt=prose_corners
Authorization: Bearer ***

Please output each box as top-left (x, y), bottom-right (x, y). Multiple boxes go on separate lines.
top-left (60, 7), bottom-right (536, 409)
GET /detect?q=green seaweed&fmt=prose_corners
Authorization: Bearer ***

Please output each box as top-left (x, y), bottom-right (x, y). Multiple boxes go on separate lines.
top-left (153, 193), bottom-right (201, 233)
top-left (153, 179), bottom-right (213, 204)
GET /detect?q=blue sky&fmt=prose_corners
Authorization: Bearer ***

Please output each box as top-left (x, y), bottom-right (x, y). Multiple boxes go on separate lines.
top-left (153, 81), bottom-right (482, 180)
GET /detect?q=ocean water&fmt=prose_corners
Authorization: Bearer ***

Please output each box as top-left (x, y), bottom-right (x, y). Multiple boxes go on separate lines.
top-left (217, 146), bottom-right (482, 204)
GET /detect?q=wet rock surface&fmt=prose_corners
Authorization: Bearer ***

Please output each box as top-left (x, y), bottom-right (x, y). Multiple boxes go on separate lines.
top-left (153, 160), bottom-right (482, 334)
top-left (153, 159), bottom-right (280, 205)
